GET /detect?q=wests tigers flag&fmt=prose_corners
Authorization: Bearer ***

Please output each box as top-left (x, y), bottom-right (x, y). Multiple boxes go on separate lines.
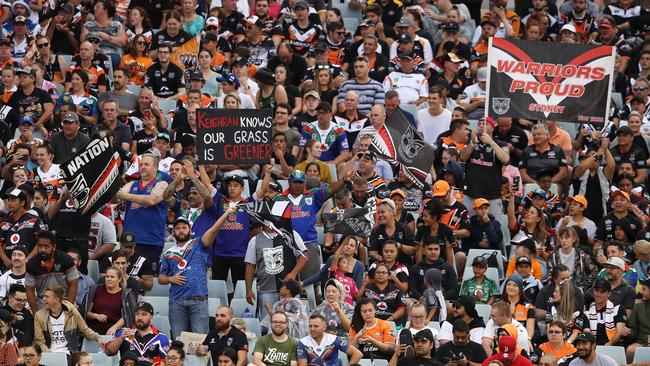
top-left (60, 137), bottom-right (122, 215)
top-left (486, 38), bottom-right (615, 123)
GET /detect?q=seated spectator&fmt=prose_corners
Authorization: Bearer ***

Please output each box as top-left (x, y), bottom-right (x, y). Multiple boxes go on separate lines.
top-left (253, 312), bottom-right (298, 366)
top-left (506, 237), bottom-right (545, 281)
top-left (369, 200), bottom-right (415, 266)
top-left (197, 306), bottom-right (249, 366)
top-left (548, 227), bottom-right (598, 291)
top-left (595, 241), bottom-right (638, 287)
top-left (633, 240), bottom-right (650, 283)
top-left (434, 319), bottom-right (487, 366)
top-left (312, 279), bottom-right (355, 338)
top-left (465, 198), bottom-right (504, 251)
top-left (16, 343), bottom-right (42, 366)
top-left (261, 279), bottom-right (309, 339)
top-left (537, 320), bottom-right (577, 366)
top-left (482, 301), bottom-right (530, 356)
top-left (545, 281), bottom-right (586, 344)
top-left (584, 278), bottom-right (627, 346)
top-left (295, 139), bottom-right (333, 183)
top-left (422, 268), bottom-right (447, 322)
top-left (460, 256), bottom-right (499, 304)
top-left (349, 298), bottom-right (395, 360)
top-left (85, 266), bottom-right (137, 336)
top-left (499, 275), bottom-right (536, 345)
top-left (410, 240), bottom-right (459, 301)
top-left (297, 314), bottom-right (363, 366)
top-left (483, 336), bottom-right (533, 366)
top-left (597, 256), bottom-right (636, 317)
top-left (439, 295), bottom-right (487, 345)
top-left (3, 284), bottom-right (33, 347)
top-left (367, 240), bottom-right (410, 293)
top-left (359, 262), bottom-right (407, 323)
top-left (303, 236), bottom-right (365, 290)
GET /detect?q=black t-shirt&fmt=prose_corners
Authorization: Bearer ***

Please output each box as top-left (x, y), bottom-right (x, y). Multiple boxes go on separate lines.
top-left (369, 222), bottom-right (415, 265)
top-left (398, 356), bottom-right (436, 366)
top-left (129, 0), bottom-right (163, 28)
top-left (415, 224), bottom-right (455, 261)
top-left (610, 144), bottom-right (648, 170)
top-left (519, 144), bottom-right (568, 178)
top-left (291, 112), bottom-right (317, 134)
top-left (434, 340), bottom-right (487, 364)
top-left (51, 198), bottom-right (92, 238)
top-left (7, 87), bottom-right (53, 123)
top-left (493, 125), bottom-right (529, 166)
top-left (68, 54), bottom-right (112, 76)
top-left (144, 62), bottom-right (185, 98)
top-left (267, 55), bottom-right (308, 86)
top-left (50, 132), bottom-right (91, 164)
top-left (363, 282), bottom-right (406, 321)
top-left (610, 282), bottom-right (637, 311)
top-left (596, 213), bottom-right (642, 241)
top-left (3, 303), bottom-right (33, 347)
top-left (101, 253), bottom-right (154, 280)
top-left (133, 128), bottom-right (170, 155)
top-left (463, 141), bottom-right (507, 199)
top-left (150, 29), bottom-right (192, 50)
top-left (0, 212), bottom-right (47, 257)
top-left (202, 326), bottom-right (249, 366)
top-left (222, 11), bottom-right (246, 33)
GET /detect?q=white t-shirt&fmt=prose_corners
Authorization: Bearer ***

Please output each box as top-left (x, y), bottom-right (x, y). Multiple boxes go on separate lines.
top-left (568, 354), bottom-right (618, 366)
top-left (417, 108), bottom-right (452, 145)
top-left (216, 93), bottom-right (256, 109)
top-left (554, 217), bottom-right (598, 240)
top-left (383, 72), bottom-right (428, 104)
top-left (460, 84), bottom-right (486, 104)
top-left (482, 318), bottom-right (530, 353)
top-left (238, 80), bottom-right (259, 99)
top-left (49, 312), bottom-right (69, 353)
top-left (0, 270), bottom-right (25, 299)
top-left (439, 320), bottom-right (485, 344)
top-left (89, 213), bottom-right (118, 257)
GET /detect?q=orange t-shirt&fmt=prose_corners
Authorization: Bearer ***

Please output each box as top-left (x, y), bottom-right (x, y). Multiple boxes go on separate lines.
top-left (506, 258), bottom-right (544, 281)
top-left (349, 319), bottom-right (395, 344)
top-left (539, 342), bottom-right (576, 360)
top-left (119, 55), bottom-right (154, 86)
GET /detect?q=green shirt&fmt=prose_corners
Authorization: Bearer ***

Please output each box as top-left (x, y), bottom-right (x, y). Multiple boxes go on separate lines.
top-left (254, 334), bottom-right (298, 366)
top-left (460, 276), bottom-right (500, 304)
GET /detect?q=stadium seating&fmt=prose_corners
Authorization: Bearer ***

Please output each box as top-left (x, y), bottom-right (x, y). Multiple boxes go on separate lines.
top-left (461, 267), bottom-right (500, 285)
top-left (185, 355), bottom-right (210, 366)
top-left (428, 321), bottom-right (441, 330)
top-left (523, 183), bottom-right (560, 198)
top-left (148, 282), bottom-right (171, 297)
top-left (208, 298), bottom-right (221, 315)
top-left (595, 346), bottom-right (626, 366)
top-left (152, 315), bottom-right (171, 336)
top-left (127, 84), bottom-right (142, 95)
top-left (234, 280), bottom-right (257, 311)
top-left (208, 280), bottom-right (229, 307)
top-left (88, 260), bottom-right (100, 282)
top-left (230, 298), bottom-right (255, 318)
top-left (90, 352), bottom-right (114, 366)
top-left (339, 350), bottom-right (349, 366)
top-left (633, 347), bottom-right (650, 363)
top-left (242, 317), bottom-right (262, 337)
top-left (41, 352), bottom-right (68, 365)
top-left (476, 304), bottom-right (492, 324)
top-left (144, 296), bottom-right (169, 316)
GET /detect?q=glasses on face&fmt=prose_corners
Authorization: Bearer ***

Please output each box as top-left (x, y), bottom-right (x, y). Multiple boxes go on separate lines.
top-left (206, 26), bottom-right (218, 31)
top-left (11, 296), bottom-right (27, 303)
top-left (12, 165), bottom-right (25, 170)
top-left (271, 320), bottom-right (287, 324)
top-left (634, 86), bottom-right (648, 91)
top-left (137, 41), bottom-right (147, 45)
top-left (453, 304), bottom-right (463, 309)
top-left (166, 356), bottom-right (181, 361)
top-left (37, 42), bottom-right (49, 48)
top-left (89, 39), bottom-right (101, 44)
top-left (335, 31), bottom-right (345, 36)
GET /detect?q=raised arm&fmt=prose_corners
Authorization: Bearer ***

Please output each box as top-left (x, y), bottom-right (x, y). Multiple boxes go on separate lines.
top-left (201, 206), bottom-right (238, 246)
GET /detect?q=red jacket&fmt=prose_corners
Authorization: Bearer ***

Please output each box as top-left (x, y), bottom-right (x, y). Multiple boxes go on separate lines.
top-left (483, 353), bottom-right (534, 366)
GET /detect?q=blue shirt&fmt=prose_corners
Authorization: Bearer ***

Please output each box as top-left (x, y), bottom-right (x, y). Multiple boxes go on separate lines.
top-left (297, 333), bottom-right (350, 366)
top-left (123, 179), bottom-right (167, 247)
top-left (273, 185), bottom-right (330, 243)
top-left (159, 238), bottom-right (211, 300)
top-left (213, 192), bottom-right (253, 257)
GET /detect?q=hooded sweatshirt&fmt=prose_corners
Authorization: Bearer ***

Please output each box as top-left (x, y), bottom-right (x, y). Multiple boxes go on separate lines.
top-left (423, 268), bottom-right (447, 321)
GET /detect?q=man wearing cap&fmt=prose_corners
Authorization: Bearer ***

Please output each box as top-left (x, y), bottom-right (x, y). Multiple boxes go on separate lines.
top-left (351, 150), bottom-right (387, 194)
top-left (431, 180), bottom-right (471, 241)
top-left (459, 67), bottom-right (487, 120)
top-left (599, 256), bottom-right (636, 316)
top-left (216, 74), bottom-right (256, 109)
top-left (610, 125), bottom-right (648, 185)
top-left (569, 331), bottom-right (618, 366)
top-left (9, 15), bottom-right (30, 62)
top-left (50, 111), bottom-right (91, 163)
top-left (460, 256), bottom-right (499, 305)
top-left (278, 0), bottom-right (322, 57)
top-left (117, 150), bottom-right (169, 273)
top-left (433, 21), bottom-right (472, 60)
top-left (231, 56), bottom-right (259, 98)
top-left (435, 319), bottom-right (487, 366)
top-left (6, 115), bottom-right (43, 152)
top-left (292, 90), bottom-right (320, 131)
top-left (337, 56), bottom-right (385, 115)
top-left (101, 232), bottom-right (154, 292)
top-left (583, 278), bottom-right (628, 346)
top-left (596, 190), bottom-right (645, 243)
top-left (556, 195), bottom-right (598, 240)
top-left (299, 101), bottom-right (350, 164)
top-left (439, 296), bottom-right (486, 345)
top-left (236, 16), bottom-right (275, 68)
top-left (0, 189), bottom-right (46, 268)
top-left (483, 335), bottom-right (532, 366)
top-left (460, 117), bottom-right (509, 218)
top-left (383, 49), bottom-right (427, 106)
top-left (7, 67), bottom-right (53, 133)
top-left (105, 301), bottom-right (171, 363)
top-left (390, 17), bottom-right (433, 66)
top-left (297, 314), bottom-right (363, 366)
top-left (144, 43), bottom-right (186, 100)
top-left (159, 205), bottom-right (237, 339)
top-left (390, 328), bottom-right (436, 366)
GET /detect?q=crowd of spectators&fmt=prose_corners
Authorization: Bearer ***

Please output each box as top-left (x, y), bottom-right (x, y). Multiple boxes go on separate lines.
top-left (0, 0), bottom-right (646, 365)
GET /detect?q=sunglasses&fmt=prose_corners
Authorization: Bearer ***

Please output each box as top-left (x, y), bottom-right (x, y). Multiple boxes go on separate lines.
top-left (634, 86), bottom-right (648, 91)
top-left (136, 41), bottom-right (147, 45)
top-left (12, 164), bottom-right (25, 170)
top-left (37, 42), bottom-right (49, 48)
top-left (89, 38), bottom-right (101, 43)
top-left (335, 31), bottom-right (345, 36)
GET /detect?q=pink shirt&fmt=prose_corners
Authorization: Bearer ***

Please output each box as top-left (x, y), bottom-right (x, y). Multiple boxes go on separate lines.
top-left (331, 270), bottom-right (358, 305)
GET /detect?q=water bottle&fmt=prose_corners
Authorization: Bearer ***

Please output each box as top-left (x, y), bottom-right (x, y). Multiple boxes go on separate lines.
top-left (243, 308), bottom-right (253, 318)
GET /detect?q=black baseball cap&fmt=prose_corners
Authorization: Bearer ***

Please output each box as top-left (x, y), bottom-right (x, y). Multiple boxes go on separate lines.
top-left (269, 181), bottom-right (283, 193)
top-left (224, 175), bottom-right (245, 186)
top-left (515, 256), bottom-right (532, 266)
top-left (575, 332), bottom-right (596, 344)
top-left (136, 301), bottom-right (154, 314)
top-left (317, 101), bottom-right (332, 112)
top-left (361, 151), bottom-right (377, 162)
top-left (472, 256), bottom-right (488, 267)
top-left (593, 278), bottom-right (612, 291)
top-left (442, 21), bottom-right (460, 32)
top-left (120, 232), bottom-right (136, 247)
top-left (413, 329), bottom-right (434, 342)
top-left (397, 33), bottom-right (412, 43)
top-left (617, 125), bottom-right (634, 135)
top-left (174, 217), bottom-right (191, 227)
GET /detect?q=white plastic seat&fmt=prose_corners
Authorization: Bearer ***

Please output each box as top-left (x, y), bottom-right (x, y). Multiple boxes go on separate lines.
top-left (90, 353), bottom-right (113, 366)
top-left (152, 316), bottom-right (171, 337)
top-left (242, 317), bottom-right (262, 337)
top-left (476, 304), bottom-right (492, 324)
top-left (147, 282), bottom-right (171, 297)
top-left (230, 298), bottom-right (255, 318)
top-left (88, 260), bottom-right (100, 282)
top-left (185, 355), bottom-right (210, 366)
top-left (633, 347), bottom-right (650, 363)
top-left (41, 352), bottom-right (68, 365)
top-left (143, 296), bottom-right (169, 316)
top-left (208, 280), bottom-right (229, 307)
top-left (595, 346), bottom-right (626, 366)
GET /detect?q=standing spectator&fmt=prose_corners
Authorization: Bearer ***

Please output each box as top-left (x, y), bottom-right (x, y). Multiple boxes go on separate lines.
top-left (197, 306), bottom-right (249, 366)
top-left (80, 1), bottom-right (127, 69)
top-left (50, 112), bottom-right (91, 164)
top-left (2, 284), bottom-right (33, 347)
top-left (569, 332), bottom-right (618, 366)
top-left (253, 312), bottom-right (299, 366)
top-left (159, 207), bottom-right (236, 340)
top-left (0, 189), bottom-right (45, 268)
top-left (245, 218), bottom-right (309, 318)
top-left (66, 249), bottom-right (95, 307)
top-left (337, 57), bottom-right (385, 115)
top-left (417, 86), bottom-right (452, 146)
top-left (297, 314), bottom-right (363, 366)
top-left (25, 231), bottom-right (79, 311)
top-left (33, 286), bottom-right (105, 353)
top-left (105, 301), bottom-right (170, 363)
top-left (117, 152), bottom-right (169, 273)
top-left (493, 117), bottom-right (529, 167)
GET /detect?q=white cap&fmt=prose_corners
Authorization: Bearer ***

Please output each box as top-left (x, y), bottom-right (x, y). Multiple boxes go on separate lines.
top-left (206, 16), bottom-right (219, 27)
top-left (560, 24), bottom-right (576, 33)
top-left (477, 67), bottom-right (488, 82)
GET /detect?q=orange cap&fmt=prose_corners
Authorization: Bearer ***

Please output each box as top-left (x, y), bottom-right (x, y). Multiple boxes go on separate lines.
top-left (473, 198), bottom-right (490, 209)
top-left (432, 180), bottom-right (451, 197)
top-left (568, 195), bottom-right (588, 208)
top-left (611, 190), bottom-right (630, 201)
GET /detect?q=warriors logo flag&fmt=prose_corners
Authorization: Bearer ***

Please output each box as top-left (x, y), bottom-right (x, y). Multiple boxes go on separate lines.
top-left (60, 137), bottom-right (122, 216)
top-left (486, 38), bottom-right (615, 123)
top-left (322, 207), bottom-right (374, 236)
top-left (369, 109), bottom-right (434, 188)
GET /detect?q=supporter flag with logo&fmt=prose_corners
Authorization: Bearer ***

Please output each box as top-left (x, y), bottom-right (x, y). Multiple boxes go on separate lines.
top-left (486, 38), bottom-right (615, 123)
top-left (322, 207), bottom-right (374, 236)
top-left (60, 137), bottom-right (122, 216)
top-left (370, 109), bottom-right (435, 189)
top-left (239, 200), bottom-right (305, 256)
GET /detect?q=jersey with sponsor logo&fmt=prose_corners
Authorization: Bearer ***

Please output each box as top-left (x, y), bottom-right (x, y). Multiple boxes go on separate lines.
top-left (0, 212), bottom-right (46, 257)
top-left (299, 122), bottom-right (349, 162)
top-left (160, 238), bottom-right (211, 300)
top-left (297, 333), bottom-right (350, 366)
top-left (33, 164), bottom-right (62, 201)
top-left (363, 282), bottom-right (407, 320)
top-left (273, 185), bottom-right (330, 243)
top-left (115, 326), bottom-right (170, 366)
top-left (277, 21), bottom-right (322, 56)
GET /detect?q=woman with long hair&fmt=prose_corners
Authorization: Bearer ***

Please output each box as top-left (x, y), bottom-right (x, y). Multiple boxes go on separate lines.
top-left (538, 320), bottom-right (577, 365)
top-left (303, 236), bottom-right (365, 288)
top-left (500, 275), bottom-right (536, 344)
top-left (32, 62), bottom-right (58, 103)
top-left (217, 347), bottom-right (238, 366)
top-left (33, 36), bottom-right (66, 83)
top-left (197, 49), bottom-right (219, 96)
top-left (181, 0), bottom-right (205, 36)
top-left (126, 7), bottom-right (153, 44)
top-left (312, 279), bottom-right (354, 337)
top-left (151, 11), bottom-right (192, 56)
top-left (548, 226), bottom-right (597, 290)
top-left (349, 298), bottom-right (395, 360)
top-left (119, 34), bottom-right (153, 86)
top-left (305, 162), bottom-right (322, 181)
top-left (224, 93), bottom-right (241, 109)
top-left (415, 200), bottom-right (456, 263)
top-left (85, 266), bottom-right (136, 336)
top-left (314, 66), bottom-right (337, 106)
top-left (546, 281), bottom-right (583, 343)
top-left (0, 310), bottom-right (18, 365)
top-left (274, 65), bottom-right (302, 116)
top-left (294, 139), bottom-right (332, 183)
top-left (55, 69), bottom-right (99, 129)
top-left (390, 190), bottom-right (416, 233)
top-left (33, 144), bottom-right (60, 201)
top-left (81, 0), bottom-right (127, 69)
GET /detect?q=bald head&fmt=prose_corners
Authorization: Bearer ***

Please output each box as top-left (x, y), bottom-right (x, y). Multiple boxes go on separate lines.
top-left (369, 105), bottom-right (386, 129)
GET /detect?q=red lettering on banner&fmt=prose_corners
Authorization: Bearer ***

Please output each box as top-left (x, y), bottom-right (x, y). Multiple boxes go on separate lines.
top-left (496, 61), bottom-right (607, 80)
top-left (223, 144), bottom-right (272, 161)
top-left (198, 111), bottom-right (240, 128)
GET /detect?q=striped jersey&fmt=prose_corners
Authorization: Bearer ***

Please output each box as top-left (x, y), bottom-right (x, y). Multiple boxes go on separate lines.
top-left (300, 121), bottom-right (350, 162)
top-left (337, 79), bottom-right (386, 115)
